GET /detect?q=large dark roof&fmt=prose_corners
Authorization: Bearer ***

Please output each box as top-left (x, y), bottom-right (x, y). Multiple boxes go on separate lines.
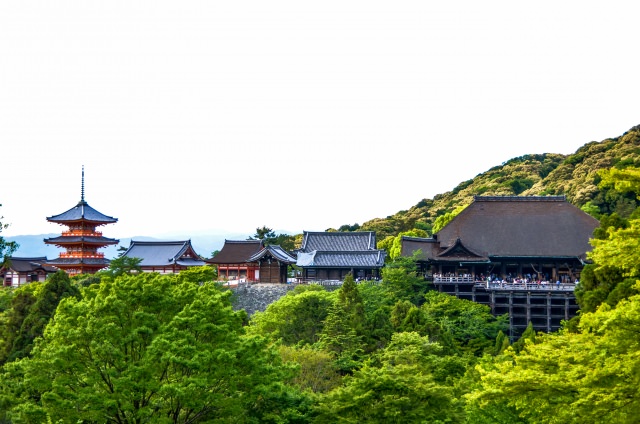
top-left (247, 245), bottom-right (297, 264)
top-left (207, 240), bottom-right (264, 264)
top-left (2, 257), bottom-right (58, 273)
top-left (47, 200), bottom-right (118, 224)
top-left (43, 235), bottom-right (119, 246)
top-left (296, 250), bottom-right (386, 268)
top-left (122, 240), bottom-right (205, 267)
top-left (435, 196), bottom-right (599, 259)
top-left (298, 231), bottom-right (377, 253)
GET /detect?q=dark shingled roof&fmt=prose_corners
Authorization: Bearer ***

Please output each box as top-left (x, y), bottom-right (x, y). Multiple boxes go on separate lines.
top-left (2, 257), bottom-right (58, 273)
top-left (207, 240), bottom-right (264, 264)
top-left (298, 231), bottom-right (377, 253)
top-left (247, 245), bottom-right (297, 264)
top-left (400, 236), bottom-right (441, 261)
top-left (122, 240), bottom-right (205, 267)
top-left (296, 250), bottom-right (386, 268)
top-left (47, 200), bottom-right (118, 224)
top-left (435, 196), bottom-right (599, 260)
top-left (46, 257), bottom-right (111, 266)
top-left (43, 235), bottom-right (119, 246)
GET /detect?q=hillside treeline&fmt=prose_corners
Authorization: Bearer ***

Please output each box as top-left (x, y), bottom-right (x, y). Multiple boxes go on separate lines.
top-left (1, 126), bottom-right (639, 422)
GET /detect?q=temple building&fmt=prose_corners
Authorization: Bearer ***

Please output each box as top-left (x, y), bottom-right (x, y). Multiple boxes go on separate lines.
top-left (400, 195), bottom-right (600, 339)
top-left (1, 257), bottom-right (58, 287)
top-left (295, 231), bottom-right (386, 281)
top-left (44, 169), bottom-right (118, 276)
top-left (120, 240), bottom-right (206, 274)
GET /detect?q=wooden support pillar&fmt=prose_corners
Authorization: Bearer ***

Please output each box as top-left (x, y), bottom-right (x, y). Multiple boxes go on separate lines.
top-left (547, 292), bottom-right (552, 333)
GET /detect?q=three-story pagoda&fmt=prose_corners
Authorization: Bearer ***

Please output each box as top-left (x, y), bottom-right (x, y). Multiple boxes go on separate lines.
top-left (45, 169), bottom-right (118, 275)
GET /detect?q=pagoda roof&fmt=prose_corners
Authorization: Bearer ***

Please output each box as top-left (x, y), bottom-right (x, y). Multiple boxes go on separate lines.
top-left (121, 240), bottom-right (206, 268)
top-left (297, 231), bottom-right (377, 253)
top-left (47, 200), bottom-right (118, 224)
top-left (43, 235), bottom-right (119, 246)
top-left (207, 240), bottom-right (264, 264)
top-left (2, 257), bottom-right (58, 273)
top-left (247, 245), bottom-right (297, 264)
top-left (45, 257), bottom-right (111, 266)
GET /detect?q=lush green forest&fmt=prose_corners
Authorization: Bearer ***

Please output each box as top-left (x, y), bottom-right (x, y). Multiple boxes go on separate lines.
top-left (1, 125), bottom-right (640, 423)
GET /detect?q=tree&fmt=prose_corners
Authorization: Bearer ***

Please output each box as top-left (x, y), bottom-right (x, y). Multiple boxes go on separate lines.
top-left (0, 270), bottom-right (79, 365)
top-left (388, 229), bottom-right (428, 260)
top-left (466, 286), bottom-right (640, 423)
top-left (0, 205), bottom-right (18, 267)
top-left (249, 226), bottom-right (297, 251)
top-left (314, 332), bottom-right (464, 423)
top-left (100, 255), bottom-right (143, 278)
top-left (248, 285), bottom-right (335, 346)
top-left (432, 204), bottom-right (468, 234)
top-left (0, 273), bottom-right (299, 423)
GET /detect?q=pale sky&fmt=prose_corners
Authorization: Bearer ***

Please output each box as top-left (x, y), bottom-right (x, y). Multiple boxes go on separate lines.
top-left (2, 1), bottom-right (638, 240)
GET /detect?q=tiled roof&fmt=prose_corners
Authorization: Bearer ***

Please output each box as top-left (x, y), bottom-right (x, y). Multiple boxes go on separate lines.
top-left (436, 196), bottom-right (599, 259)
top-left (47, 200), bottom-right (118, 224)
top-left (400, 236), bottom-right (440, 261)
top-left (46, 257), bottom-right (111, 265)
top-left (207, 240), bottom-right (263, 264)
top-left (3, 257), bottom-right (58, 273)
top-left (296, 250), bottom-right (385, 268)
top-left (122, 240), bottom-right (205, 267)
top-left (298, 231), bottom-right (377, 252)
top-left (43, 236), bottom-right (119, 245)
top-left (247, 245), bottom-right (296, 264)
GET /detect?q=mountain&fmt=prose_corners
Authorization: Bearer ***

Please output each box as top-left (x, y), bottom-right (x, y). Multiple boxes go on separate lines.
top-left (9, 125), bottom-right (639, 258)
top-left (7, 231), bottom-right (255, 260)
top-left (355, 124), bottom-right (640, 240)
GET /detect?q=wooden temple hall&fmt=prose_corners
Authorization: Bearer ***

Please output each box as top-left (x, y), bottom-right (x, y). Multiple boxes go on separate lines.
top-left (400, 196), bottom-right (600, 339)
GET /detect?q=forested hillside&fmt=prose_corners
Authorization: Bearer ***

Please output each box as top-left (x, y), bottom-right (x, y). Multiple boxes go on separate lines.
top-left (350, 125), bottom-right (640, 240)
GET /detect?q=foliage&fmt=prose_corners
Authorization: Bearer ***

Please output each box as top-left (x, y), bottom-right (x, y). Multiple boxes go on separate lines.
top-left (432, 204), bottom-right (468, 234)
top-left (313, 332), bottom-right (464, 423)
top-left (390, 291), bottom-right (508, 356)
top-left (0, 205), bottom-right (18, 266)
top-left (0, 273), bottom-right (300, 423)
top-left (316, 274), bottom-right (366, 373)
top-left (380, 255), bottom-right (430, 305)
top-left (248, 287), bottom-right (336, 346)
top-left (279, 345), bottom-right (342, 394)
top-left (99, 255), bottom-right (143, 278)
top-left (249, 225), bottom-right (297, 251)
top-left (589, 219), bottom-right (640, 278)
top-left (355, 127), bottom-right (640, 240)
top-left (0, 271), bottom-right (79, 365)
top-left (387, 229), bottom-right (428, 260)
top-left (466, 286), bottom-right (640, 423)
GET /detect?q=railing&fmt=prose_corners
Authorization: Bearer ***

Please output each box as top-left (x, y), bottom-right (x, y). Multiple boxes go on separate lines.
top-left (58, 252), bottom-right (105, 258)
top-left (61, 230), bottom-right (103, 237)
top-left (433, 276), bottom-right (475, 283)
top-left (478, 282), bottom-right (576, 292)
top-left (433, 276), bottom-right (576, 291)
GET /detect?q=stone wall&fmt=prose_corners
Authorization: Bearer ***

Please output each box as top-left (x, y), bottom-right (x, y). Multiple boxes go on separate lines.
top-left (229, 283), bottom-right (295, 316)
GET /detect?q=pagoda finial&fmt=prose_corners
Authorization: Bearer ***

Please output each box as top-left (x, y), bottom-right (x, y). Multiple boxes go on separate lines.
top-left (81, 166), bottom-right (85, 202)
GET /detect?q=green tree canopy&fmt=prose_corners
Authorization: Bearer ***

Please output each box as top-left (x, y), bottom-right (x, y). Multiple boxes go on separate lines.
top-left (0, 272), bottom-right (299, 423)
top-left (467, 283), bottom-right (640, 423)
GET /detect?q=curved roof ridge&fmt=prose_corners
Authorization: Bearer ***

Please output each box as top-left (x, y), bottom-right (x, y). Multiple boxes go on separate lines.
top-left (473, 195), bottom-right (566, 202)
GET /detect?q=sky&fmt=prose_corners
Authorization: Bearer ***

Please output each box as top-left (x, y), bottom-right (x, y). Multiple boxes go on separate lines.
top-left (2, 1), bottom-right (638, 241)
